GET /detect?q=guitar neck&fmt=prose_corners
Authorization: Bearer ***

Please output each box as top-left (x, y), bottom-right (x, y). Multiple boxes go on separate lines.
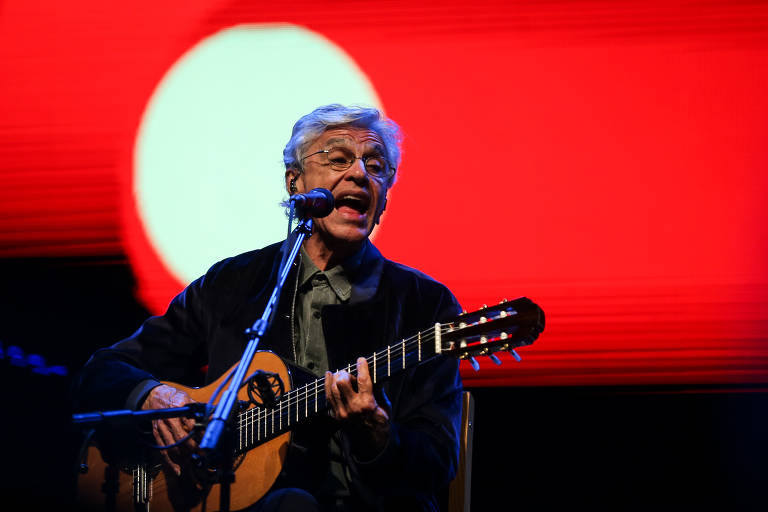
top-left (236, 323), bottom-right (446, 452)
top-left (235, 296), bottom-right (544, 454)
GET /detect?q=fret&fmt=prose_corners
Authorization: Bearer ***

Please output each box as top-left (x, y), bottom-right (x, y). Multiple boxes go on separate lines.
top-left (228, 325), bottom-right (473, 454)
top-left (418, 331), bottom-right (421, 361)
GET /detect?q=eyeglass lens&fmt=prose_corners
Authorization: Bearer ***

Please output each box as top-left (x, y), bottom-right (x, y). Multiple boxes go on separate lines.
top-left (325, 147), bottom-right (388, 177)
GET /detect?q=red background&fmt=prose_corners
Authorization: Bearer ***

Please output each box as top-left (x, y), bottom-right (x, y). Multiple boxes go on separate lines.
top-left (2, 0), bottom-right (767, 387)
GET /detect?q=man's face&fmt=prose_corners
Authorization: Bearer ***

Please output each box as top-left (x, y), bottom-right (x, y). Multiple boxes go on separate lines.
top-left (287, 126), bottom-right (391, 248)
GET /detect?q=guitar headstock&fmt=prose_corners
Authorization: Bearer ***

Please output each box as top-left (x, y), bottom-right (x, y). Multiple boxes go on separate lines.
top-left (441, 297), bottom-right (545, 367)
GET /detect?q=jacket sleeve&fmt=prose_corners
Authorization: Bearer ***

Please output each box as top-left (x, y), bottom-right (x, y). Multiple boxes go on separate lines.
top-left (348, 281), bottom-right (463, 502)
top-left (72, 273), bottom-right (211, 413)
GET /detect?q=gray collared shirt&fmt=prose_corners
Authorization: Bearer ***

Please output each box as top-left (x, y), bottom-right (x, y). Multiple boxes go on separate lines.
top-left (294, 241), bottom-right (380, 375)
top-left (292, 240), bottom-right (383, 499)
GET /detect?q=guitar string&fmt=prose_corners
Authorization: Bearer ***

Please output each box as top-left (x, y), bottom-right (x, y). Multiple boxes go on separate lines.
top-left (131, 313), bottom-right (518, 484)
top-left (236, 332), bottom-right (435, 438)
top-left (252, 315), bottom-right (506, 420)
top-left (236, 322), bottom-right (462, 445)
top-left (145, 320), bottom-right (512, 486)
top-left (237, 313), bottom-right (518, 446)
top-left (241, 325), bottom-right (441, 418)
top-left (236, 341), bottom-right (435, 448)
top-left (236, 327), bottom-right (441, 433)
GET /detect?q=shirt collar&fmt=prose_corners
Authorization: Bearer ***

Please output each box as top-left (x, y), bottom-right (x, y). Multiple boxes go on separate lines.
top-left (298, 240), bottom-right (383, 303)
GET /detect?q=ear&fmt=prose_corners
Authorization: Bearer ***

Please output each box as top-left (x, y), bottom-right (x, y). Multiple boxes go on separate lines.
top-left (285, 168), bottom-right (302, 195)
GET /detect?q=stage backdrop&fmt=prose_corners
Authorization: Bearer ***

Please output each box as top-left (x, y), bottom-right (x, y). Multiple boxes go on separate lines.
top-left (1, 0), bottom-right (767, 386)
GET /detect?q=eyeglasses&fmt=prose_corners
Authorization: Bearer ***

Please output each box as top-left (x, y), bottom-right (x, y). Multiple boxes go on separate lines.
top-left (301, 147), bottom-right (395, 180)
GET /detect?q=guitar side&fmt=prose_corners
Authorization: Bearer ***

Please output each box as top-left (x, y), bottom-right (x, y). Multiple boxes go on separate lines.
top-left (77, 350), bottom-right (293, 512)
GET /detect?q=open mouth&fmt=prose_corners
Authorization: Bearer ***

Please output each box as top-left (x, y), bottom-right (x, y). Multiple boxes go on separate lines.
top-left (335, 194), bottom-right (369, 215)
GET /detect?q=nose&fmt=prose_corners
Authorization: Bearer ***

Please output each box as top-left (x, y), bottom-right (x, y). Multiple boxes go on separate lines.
top-left (345, 157), bottom-right (370, 182)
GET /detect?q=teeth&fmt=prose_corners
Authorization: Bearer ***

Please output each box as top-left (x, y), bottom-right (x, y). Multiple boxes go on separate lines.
top-left (336, 195), bottom-right (367, 213)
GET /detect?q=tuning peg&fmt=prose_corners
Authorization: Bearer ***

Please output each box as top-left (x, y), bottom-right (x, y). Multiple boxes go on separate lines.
top-left (469, 356), bottom-right (480, 371)
top-left (489, 353), bottom-right (502, 366)
top-left (509, 349), bottom-right (522, 362)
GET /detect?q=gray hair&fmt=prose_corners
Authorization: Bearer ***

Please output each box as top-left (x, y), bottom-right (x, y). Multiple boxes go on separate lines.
top-left (283, 104), bottom-right (403, 183)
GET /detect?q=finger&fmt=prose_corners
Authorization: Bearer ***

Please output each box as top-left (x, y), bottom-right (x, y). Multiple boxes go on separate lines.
top-left (334, 370), bottom-right (355, 397)
top-left (151, 422), bottom-right (165, 447)
top-left (153, 421), bottom-right (181, 475)
top-left (325, 371), bottom-right (337, 415)
top-left (165, 417), bottom-right (198, 454)
top-left (166, 417), bottom-right (190, 444)
top-left (168, 390), bottom-right (196, 432)
top-left (356, 357), bottom-right (373, 395)
top-left (156, 419), bottom-right (177, 448)
top-left (331, 374), bottom-right (349, 418)
top-left (161, 451), bottom-right (181, 476)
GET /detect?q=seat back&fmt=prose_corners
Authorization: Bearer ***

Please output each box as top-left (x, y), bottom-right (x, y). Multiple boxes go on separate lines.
top-left (448, 391), bottom-right (475, 512)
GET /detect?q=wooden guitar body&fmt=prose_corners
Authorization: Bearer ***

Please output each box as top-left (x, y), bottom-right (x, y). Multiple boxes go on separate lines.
top-left (78, 350), bottom-right (293, 512)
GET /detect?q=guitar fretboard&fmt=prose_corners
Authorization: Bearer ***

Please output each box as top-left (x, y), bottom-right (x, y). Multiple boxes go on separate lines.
top-left (236, 322), bottom-right (447, 452)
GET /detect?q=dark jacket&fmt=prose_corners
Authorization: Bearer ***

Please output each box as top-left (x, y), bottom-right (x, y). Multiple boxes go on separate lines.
top-left (74, 241), bottom-right (463, 511)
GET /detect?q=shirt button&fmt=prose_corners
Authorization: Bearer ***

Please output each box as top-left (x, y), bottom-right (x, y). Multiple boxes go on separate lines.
top-left (313, 311), bottom-right (321, 319)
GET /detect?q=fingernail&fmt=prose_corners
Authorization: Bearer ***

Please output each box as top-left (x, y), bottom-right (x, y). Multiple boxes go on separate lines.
top-left (175, 467), bottom-right (181, 476)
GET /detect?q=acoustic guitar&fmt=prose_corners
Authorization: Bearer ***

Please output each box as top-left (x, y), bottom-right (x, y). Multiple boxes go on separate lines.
top-left (76, 297), bottom-right (544, 511)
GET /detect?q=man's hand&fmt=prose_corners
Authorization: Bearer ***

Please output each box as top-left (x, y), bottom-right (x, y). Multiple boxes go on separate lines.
top-left (325, 357), bottom-right (391, 460)
top-left (142, 384), bottom-right (197, 476)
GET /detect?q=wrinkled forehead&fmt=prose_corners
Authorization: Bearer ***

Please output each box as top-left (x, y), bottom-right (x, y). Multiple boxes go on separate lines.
top-left (313, 127), bottom-right (386, 153)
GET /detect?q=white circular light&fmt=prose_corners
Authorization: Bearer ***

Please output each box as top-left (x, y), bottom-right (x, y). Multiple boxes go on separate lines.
top-left (135, 24), bottom-right (382, 284)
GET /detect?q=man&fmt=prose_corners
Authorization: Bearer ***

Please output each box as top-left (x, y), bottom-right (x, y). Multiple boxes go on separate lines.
top-left (75, 104), bottom-right (463, 511)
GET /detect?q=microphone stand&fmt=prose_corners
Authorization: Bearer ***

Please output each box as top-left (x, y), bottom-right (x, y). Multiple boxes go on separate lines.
top-left (198, 208), bottom-right (314, 511)
top-left (71, 199), bottom-right (321, 511)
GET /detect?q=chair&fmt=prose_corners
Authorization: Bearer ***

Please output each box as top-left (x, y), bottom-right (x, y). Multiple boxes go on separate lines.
top-left (448, 391), bottom-right (475, 512)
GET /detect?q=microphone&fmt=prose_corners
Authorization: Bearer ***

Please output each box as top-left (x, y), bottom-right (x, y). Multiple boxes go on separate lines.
top-left (284, 188), bottom-right (334, 218)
